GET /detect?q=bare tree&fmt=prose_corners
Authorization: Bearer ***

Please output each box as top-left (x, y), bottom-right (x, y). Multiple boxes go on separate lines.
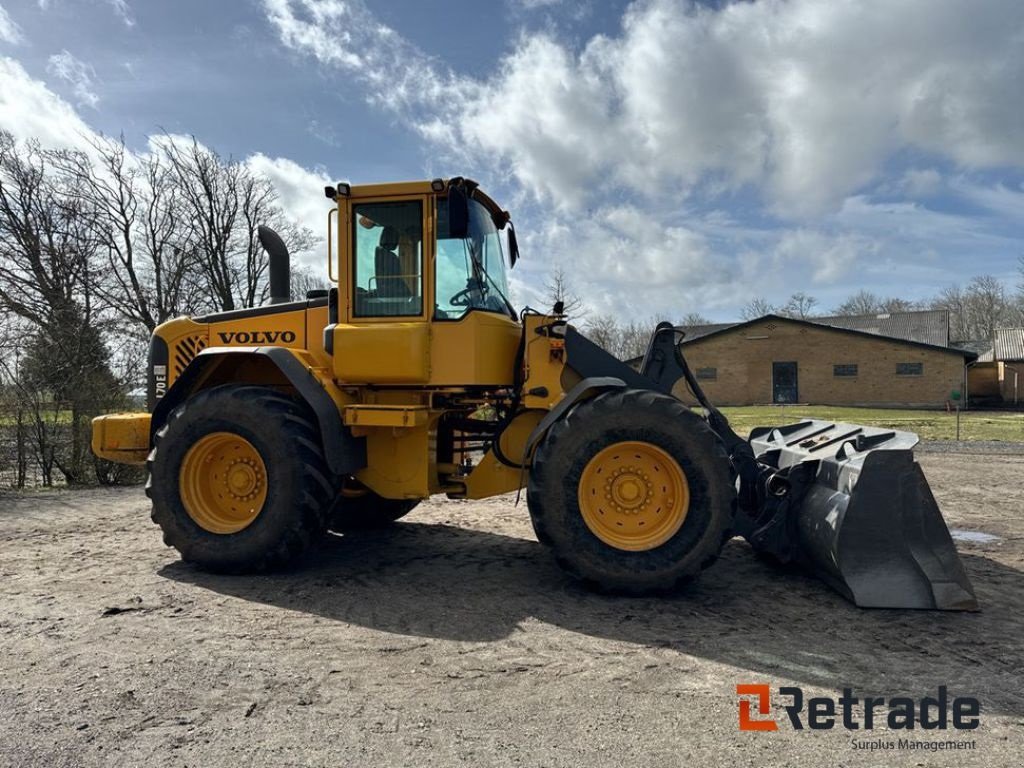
top-left (582, 315), bottom-right (657, 360)
top-left (0, 132), bottom-right (96, 330)
top-left (583, 315), bottom-right (621, 355)
top-left (678, 311), bottom-right (710, 326)
top-left (964, 275), bottom-right (1011, 340)
top-left (50, 136), bottom-right (201, 332)
top-left (833, 290), bottom-right (882, 315)
top-left (832, 291), bottom-right (922, 316)
top-left (1014, 255), bottom-right (1024, 326)
top-left (740, 297), bottom-right (774, 320)
top-left (545, 265), bottom-right (586, 319)
top-left (933, 275), bottom-right (1014, 341)
top-left (879, 297), bottom-right (921, 313)
top-left (621, 320), bottom-right (657, 359)
top-left (160, 136), bottom-right (314, 312)
top-left (290, 265), bottom-right (330, 300)
top-left (0, 130), bottom-right (319, 486)
top-left (0, 130), bottom-right (122, 484)
top-left (778, 292), bottom-right (818, 319)
top-left (933, 284), bottom-right (968, 341)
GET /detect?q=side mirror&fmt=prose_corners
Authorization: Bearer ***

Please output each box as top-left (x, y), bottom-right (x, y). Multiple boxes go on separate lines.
top-left (448, 183), bottom-right (469, 239)
top-left (507, 223), bottom-right (520, 267)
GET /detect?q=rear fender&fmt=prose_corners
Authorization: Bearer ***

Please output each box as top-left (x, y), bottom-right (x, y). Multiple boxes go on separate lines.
top-left (151, 346), bottom-right (365, 476)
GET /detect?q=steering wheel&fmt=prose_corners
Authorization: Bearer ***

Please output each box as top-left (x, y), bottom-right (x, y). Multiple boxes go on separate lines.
top-left (449, 285), bottom-right (481, 307)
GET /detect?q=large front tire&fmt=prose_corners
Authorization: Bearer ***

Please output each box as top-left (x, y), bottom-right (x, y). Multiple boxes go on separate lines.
top-left (147, 385), bottom-right (334, 572)
top-left (527, 389), bottom-right (734, 594)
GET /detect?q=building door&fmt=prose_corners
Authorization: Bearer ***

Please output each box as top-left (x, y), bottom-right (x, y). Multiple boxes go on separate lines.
top-left (772, 362), bottom-right (798, 403)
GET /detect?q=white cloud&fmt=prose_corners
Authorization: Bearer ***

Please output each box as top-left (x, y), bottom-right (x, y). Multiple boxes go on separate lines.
top-left (769, 228), bottom-right (874, 284)
top-left (0, 3), bottom-right (23, 45)
top-left (4, 2), bottom-right (1020, 327)
top-left (46, 50), bottom-right (100, 108)
top-left (948, 178), bottom-right (1024, 222)
top-left (108, 0), bottom-right (133, 27)
top-left (263, 0), bottom-right (1024, 218)
top-left (306, 118), bottom-right (340, 147)
top-left (516, 204), bottom-right (750, 318)
top-left (516, 0), bottom-right (563, 9)
top-left (36, 0), bottom-right (134, 26)
top-left (0, 57), bottom-right (98, 150)
top-left (246, 153), bottom-right (333, 269)
top-left (896, 168), bottom-right (944, 198)
top-left (0, 60), bottom-right (329, 279)
top-left (833, 194), bottom-right (1014, 252)
top-left (259, 0), bottom-right (1024, 320)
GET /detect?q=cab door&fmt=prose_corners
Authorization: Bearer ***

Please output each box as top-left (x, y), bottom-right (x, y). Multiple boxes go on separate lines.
top-left (332, 195), bottom-right (434, 384)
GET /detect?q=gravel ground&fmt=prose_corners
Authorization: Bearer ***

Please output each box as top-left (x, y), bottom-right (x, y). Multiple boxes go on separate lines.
top-left (1, 449), bottom-right (1022, 767)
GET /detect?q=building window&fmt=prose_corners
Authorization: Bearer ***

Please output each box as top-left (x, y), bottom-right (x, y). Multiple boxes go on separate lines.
top-left (833, 364), bottom-right (858, 377)
top-left (896, 362), bottom-right (924, 376)
top-left (696, 367), bottom-right (717, 380)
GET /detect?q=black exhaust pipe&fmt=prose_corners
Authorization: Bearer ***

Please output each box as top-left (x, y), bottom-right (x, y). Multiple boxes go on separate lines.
top-left (257, 225), bottom-right (291, 304)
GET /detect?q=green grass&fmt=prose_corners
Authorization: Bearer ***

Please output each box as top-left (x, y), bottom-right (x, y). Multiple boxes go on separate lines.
top-left (0, 410), bottom-right (74, 427)
top-left (719, 405), bottom-right (1024, 442)
top-left (2, 404), bottom-right (1020, 442)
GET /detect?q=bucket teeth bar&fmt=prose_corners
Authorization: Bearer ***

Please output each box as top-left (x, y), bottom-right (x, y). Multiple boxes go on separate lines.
top-left (738, 419), bottom-right (978, 611)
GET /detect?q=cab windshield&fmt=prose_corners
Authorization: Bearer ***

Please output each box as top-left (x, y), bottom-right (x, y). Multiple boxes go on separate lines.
top-left (435, 198), bottom-right (514, 319)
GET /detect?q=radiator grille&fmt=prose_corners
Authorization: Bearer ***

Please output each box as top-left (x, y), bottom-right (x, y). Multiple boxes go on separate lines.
top-left (173, 334), bottom-right (207, 377)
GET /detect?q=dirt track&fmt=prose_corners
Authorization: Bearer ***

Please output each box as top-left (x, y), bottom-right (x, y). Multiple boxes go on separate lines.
top-left (1, 450), bottom-right (1023, 767)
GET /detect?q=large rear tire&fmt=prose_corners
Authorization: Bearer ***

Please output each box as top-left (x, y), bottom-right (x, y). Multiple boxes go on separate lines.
top-left (147, 385), bottom-right (334, 572)
top-left (527, 389), bottom-right (734, 594)
top-left (327, 480), bottom-right (419, 532)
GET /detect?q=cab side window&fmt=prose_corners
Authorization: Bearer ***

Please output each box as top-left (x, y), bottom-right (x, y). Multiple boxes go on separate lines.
top-left (352, 201), bottom-right (423, 317)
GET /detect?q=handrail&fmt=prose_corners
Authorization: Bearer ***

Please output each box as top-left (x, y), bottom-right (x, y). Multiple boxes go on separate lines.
top-left (327, 207), bottom-right (338, 283)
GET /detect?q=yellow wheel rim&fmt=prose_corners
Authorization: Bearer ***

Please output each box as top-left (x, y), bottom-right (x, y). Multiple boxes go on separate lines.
top-left (578, 440), bottom-right (690, 551)
top-left (179, 432), bottom-right (268, 534)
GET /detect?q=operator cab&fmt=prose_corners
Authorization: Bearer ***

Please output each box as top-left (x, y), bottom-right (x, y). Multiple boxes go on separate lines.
top-left (336, 178), bottom-right (516, 323)
top-left (325, 178), bottom-right (523, 387)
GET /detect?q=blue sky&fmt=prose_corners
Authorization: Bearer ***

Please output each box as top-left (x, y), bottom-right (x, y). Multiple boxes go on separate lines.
top-left (1, 0), bottom-right (1023, 321)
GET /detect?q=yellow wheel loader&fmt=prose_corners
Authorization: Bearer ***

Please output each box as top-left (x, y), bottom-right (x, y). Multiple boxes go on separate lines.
top-left (92, 177), bottom-right (977, 610)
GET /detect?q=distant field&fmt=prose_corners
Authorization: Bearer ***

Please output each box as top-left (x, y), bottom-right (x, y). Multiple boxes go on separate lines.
top-left (720, 405), bottom-right (1024, 442)
top-left (2, 406), bottom-right (1021, 443)
top-left (0, 411), bottom-right (73, 427)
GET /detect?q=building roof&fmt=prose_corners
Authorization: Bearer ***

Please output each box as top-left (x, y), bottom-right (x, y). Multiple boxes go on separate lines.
top-left (679, 309), bottom-right (952, 348)
top-left (813, 309), bottom-right (950, 347)
top-left (676, 322), bottom-right (735, 342)
top-left (678, 313), bottom-right (976, 360)
top-left (957, 339), bottom-right (995, 363)
top-left (994, 328), bottom-right (1024, 362)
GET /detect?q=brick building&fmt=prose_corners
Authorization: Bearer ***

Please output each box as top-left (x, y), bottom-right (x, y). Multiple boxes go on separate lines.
top-left (660, 311), bottom-right (977, 408)
top-left (993, 328), bottom-right (1023, 405)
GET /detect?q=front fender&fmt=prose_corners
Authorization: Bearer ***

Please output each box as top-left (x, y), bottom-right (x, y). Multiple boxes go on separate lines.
top-left (151, 346), bottom-right (365, 476)
top-left (521, 376), bottom-right (628, 464)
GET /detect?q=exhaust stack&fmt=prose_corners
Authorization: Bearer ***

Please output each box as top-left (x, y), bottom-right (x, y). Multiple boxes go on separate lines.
top-left (258, 225), bottom-right (291, 305)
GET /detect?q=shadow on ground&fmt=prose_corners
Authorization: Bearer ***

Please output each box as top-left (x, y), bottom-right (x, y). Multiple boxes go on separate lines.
top-left (161, 522), bottom-right (1024, 715)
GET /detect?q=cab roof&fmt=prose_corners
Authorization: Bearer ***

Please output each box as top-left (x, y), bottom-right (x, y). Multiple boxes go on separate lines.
top-left (335, 178), bottom-right (509, 228)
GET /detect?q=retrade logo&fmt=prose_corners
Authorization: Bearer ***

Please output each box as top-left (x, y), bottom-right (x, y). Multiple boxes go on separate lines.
top-left (736, 684), bottom-right (980, 732)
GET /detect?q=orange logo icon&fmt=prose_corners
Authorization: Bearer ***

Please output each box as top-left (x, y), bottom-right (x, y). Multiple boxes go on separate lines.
top-left (737, 684), bottom-right (778, 731)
